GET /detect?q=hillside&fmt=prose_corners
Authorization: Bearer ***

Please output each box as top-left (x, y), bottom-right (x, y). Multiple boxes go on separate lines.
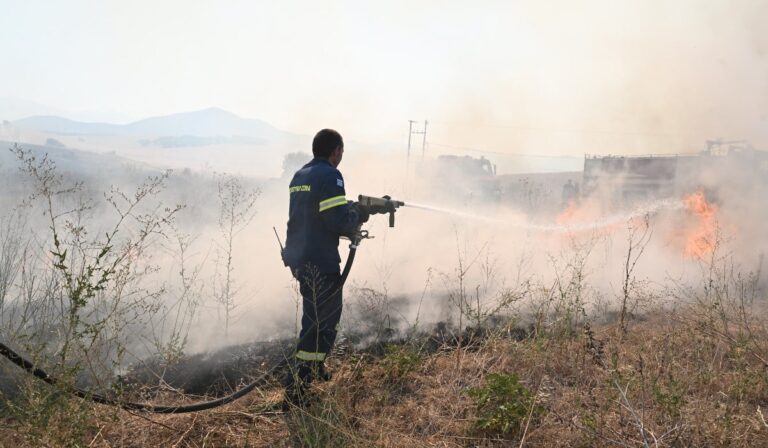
top-left (13, 107), bottom-right (292, 140)
top-left (0, 140), bottom-right (151, 177)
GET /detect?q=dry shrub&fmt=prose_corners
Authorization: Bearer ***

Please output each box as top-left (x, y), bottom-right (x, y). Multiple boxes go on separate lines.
top-left (1, 303), bottom-right (766, 447)
top-left (2, 222), bottom-right (767, 446)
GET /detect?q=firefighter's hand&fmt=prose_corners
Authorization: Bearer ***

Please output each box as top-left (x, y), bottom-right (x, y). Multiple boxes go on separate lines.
top-left (369, 204), bottom-right (389, 215)
top-left (353, 202), bottom-right (370, 224)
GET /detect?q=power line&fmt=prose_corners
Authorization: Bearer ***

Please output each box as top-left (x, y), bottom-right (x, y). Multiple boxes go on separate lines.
top-left (429, 142), bottom-right (584, 159)
top-left (427, 120), bottom-right (698, 139)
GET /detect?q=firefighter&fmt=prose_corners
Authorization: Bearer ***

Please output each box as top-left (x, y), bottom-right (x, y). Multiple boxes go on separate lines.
top-left (562, 179), bottom-right (579, 207)
top-left (281, 128), bottom-right (368, 407)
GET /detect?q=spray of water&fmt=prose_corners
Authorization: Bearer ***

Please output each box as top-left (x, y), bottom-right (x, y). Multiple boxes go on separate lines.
top-left (404, 202), bottom-right (501, 223)
top-left (404, 198), bottom-right (686, 233)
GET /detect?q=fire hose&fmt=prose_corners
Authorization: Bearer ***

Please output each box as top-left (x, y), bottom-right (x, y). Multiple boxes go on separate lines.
top-left (0, 338), bottom-right (272, 413)
top-left (0, 236), bottom-right (362, 414)
top-left (0, 195), bottom-right (403, 414)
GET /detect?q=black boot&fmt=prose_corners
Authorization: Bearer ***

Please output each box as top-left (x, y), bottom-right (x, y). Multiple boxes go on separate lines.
top-left (315, 362), bottom-right (332, 382)
top-left (283, 382), bottom-right (310, 411)
top-left (282, 362), bottom-right (314, 411)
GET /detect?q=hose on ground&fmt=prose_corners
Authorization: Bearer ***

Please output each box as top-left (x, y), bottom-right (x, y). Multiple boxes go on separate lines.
top-left (0, 242), bottom-right (359, 414)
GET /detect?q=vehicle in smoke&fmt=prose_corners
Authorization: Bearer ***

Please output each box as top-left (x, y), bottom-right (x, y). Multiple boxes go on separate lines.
top-left (435, 154), bottom-right (497, 177)
top-left (416, 155), bottom-right (500, 205)
top-left (582, 153), bottom-right (678, 204)
top-left (582, 140), bottom-right (768, 207)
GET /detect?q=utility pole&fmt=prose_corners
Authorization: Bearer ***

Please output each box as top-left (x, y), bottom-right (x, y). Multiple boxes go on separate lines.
top-left (406, 120), bottom-right (428, 168)
top-left (407, 120), bottom-right (416, 171)
top-left (405, 120), bottom-right (428, 195)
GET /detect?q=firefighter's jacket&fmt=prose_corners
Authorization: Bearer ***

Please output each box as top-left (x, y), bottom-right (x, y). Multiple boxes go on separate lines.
top-left (283, 158), bottom-right (361, 273)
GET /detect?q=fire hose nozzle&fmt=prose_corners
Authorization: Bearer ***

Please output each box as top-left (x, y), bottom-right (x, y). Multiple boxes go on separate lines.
top-left (356, 194), bottom-right (405, 227)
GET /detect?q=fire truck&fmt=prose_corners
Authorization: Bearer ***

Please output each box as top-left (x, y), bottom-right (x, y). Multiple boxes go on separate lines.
top-left (582, 140), bottom-right (768, 205)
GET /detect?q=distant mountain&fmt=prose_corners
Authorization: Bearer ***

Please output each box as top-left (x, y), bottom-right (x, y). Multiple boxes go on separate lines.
top-left (14, 107), bottom-right (291, 141)
top-left (0, 97), bottom-right (138, 124)
top-left (13, 116), bottom-right (123, 135)
top-left (125, 107), bottom-right (281, 138)
top-left (0, 97), bottom-right (66, 122)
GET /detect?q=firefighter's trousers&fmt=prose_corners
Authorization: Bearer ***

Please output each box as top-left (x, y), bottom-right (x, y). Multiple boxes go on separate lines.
top-left (292, 267), bottom-right (343, 365)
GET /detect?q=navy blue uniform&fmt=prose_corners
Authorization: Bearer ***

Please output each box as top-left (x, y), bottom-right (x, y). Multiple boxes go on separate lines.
top-left (283, 158), bottom-right (359, 272)
top-left (283, 158), bottom-right (360, 364)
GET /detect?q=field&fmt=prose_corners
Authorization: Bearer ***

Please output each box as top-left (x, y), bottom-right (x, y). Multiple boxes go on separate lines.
top-left (2, 297), bottom-right (767, 447)
top-left (0, 143), bottom-right (767, 447)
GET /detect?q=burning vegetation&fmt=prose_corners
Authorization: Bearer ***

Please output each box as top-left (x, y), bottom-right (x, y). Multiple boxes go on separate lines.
top-left (555, 189), bottom-right (723, 261)
top-left (682, 191), bottom-right (719, 259)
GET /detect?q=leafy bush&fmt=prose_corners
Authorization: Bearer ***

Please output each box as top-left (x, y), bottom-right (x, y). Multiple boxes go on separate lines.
top-left (468, 372), bottom-right (541, 436)
top-left (652, 374), bottom-right (686, 421)
top-left (381, 344), bottom-right (422, 382)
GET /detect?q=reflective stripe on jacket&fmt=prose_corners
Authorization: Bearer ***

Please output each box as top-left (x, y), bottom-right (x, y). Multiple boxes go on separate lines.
top-left (283, 158), bottom-right (360, 273)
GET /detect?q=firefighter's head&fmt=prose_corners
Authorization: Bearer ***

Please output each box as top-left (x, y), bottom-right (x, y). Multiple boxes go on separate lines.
top-left (313, 129), bottom-right (344, 167)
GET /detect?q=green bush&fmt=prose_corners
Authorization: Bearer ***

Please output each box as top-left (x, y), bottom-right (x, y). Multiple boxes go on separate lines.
top-left (3, 377), bottom-right (100, 447)
top-left (468, 372), bottom-right (541, 436)
top-left (381, 344), bottom-right (422, 382)
top-left (652, 374), bottom-right (686, 421)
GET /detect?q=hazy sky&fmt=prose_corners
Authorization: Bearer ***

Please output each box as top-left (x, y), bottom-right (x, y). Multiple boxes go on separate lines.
top-left (2, 0), bottom-right (767, 155)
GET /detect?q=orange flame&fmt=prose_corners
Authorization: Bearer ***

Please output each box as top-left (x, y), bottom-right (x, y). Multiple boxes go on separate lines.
top-left (682, 191), bottom-right (718, 259)
top-left (556, 200), bottom-right (581, 226)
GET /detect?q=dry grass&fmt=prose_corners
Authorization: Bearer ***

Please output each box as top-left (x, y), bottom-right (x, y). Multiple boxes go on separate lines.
top-left (2, 300), bottom-right (767, 447)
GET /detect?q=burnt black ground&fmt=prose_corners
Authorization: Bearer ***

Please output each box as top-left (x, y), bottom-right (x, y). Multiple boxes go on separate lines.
top-left (0, 318), bottom-right (529, 408)
top-left (120, 339), bottom-right (295, 396)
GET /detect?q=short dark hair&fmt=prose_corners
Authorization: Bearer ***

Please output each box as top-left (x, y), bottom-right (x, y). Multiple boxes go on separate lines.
top-left (312, 129), bottom-right (343, 158)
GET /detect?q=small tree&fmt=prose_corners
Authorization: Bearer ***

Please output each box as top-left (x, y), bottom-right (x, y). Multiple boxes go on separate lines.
top-left (214, 173), bottom-right (260, 338)
top-left (619, 215), bottom-right (652, 335)
top-left (9, 143), bottom-right (183, 379)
